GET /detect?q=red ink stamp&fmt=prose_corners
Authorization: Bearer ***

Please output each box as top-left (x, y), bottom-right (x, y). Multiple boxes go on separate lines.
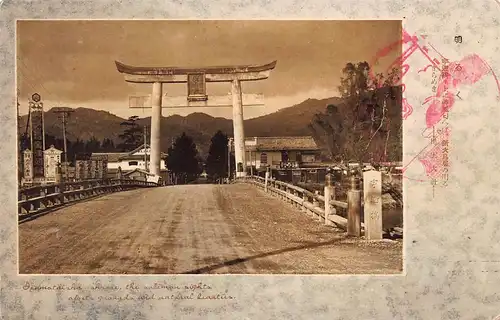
top-left (370, 29), bottom-right (500, 194)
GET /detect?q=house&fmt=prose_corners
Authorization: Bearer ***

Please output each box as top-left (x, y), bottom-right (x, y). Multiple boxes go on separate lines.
top-left (243, 136), bottom-right (321, 171)
top-left (92, 143), bottom-right (167, 172)
top-left (91, 143), bottom-right (171, 184)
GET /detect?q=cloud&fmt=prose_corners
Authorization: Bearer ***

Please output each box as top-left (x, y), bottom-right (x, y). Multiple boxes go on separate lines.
top-left (17, 20), bottom-right (401, 108)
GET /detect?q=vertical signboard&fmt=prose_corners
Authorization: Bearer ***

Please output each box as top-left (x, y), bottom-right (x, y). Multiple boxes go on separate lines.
top-left (102, 157), bottom-right (108, 179)
top-left (96, 157), bottom-right (103, 179)
top-left (29, 93), bottom-right (44, 179)
top-left (90, 159), bottom-right (97, 179)
top-left (91, 155), bottom-right (108, 179)
top-left (82, 160), bottom-right (89, 180)
top-left (75, 161), bottom-right (81, 180)
top-left (23, 149), bottom-right (33, 183)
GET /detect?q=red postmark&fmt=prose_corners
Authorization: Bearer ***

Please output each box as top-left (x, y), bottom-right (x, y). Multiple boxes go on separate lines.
top-left (370, 29), bottom-right (500, 189)
top-left (423, 54), bottom-right (495, 128)
top-left (417, 127), bottom-right (450, 180)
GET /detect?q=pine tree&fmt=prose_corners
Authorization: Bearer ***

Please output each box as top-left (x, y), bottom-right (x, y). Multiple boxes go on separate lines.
top-left (166, 132), bottom-right (201, 184)
top-left (72, 138), bottom-right (86, 161)
top-left (205, 131), bottom-right (229, 182)
top-left (85, 136), bottom-right (101, 153)
top-left (118, 116), bottom-right (143, 151)
top-left (101, 138), bottom-right (116, 152)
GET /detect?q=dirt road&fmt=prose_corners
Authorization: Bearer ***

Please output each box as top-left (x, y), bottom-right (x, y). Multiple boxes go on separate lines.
top-left (19, 184), bottom-right (402, 274)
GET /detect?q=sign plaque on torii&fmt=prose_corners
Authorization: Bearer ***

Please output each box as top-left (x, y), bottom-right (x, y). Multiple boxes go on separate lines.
top-left (115, 60), bottom-right (277, 177)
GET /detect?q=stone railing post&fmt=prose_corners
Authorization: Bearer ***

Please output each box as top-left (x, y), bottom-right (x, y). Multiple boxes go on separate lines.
top-left (347, 174), bottom-right (362, 237)
top-left (56, 166), bottom-right (65, 205)
top-left (313, 191), bottom-right (320, 220)
top-left (264, 170), bottom-right (269, 192)
top-left (324, 169), bottom-right (334, 226)
top-left (59, 179), bottom-right (65, 205)
top-left (301, 192), bottom-right (308, 212)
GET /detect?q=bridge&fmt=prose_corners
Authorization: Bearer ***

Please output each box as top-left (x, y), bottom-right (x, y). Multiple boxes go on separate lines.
top-left (18, 177), bottom-right (402, 274)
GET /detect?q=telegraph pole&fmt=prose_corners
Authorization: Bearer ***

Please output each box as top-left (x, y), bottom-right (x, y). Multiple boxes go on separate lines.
top-left (53, 109), bottom-right (74, 181)
top-left (143, 125), bottom-right (148, 171)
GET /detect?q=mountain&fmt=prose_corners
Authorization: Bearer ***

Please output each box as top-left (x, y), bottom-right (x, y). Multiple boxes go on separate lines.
top-left (245, 97), bottom-right (344, 137)
top-left (17, 91), bottom-right (400, 160)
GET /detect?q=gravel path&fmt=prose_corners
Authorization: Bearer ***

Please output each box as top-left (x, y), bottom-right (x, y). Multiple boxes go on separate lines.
top-left (19, 184), bottom-right (402, 274)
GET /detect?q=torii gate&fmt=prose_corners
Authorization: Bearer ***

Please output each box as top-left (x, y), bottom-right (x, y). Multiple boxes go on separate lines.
top-left (115, 60), bottom-right (277, 178)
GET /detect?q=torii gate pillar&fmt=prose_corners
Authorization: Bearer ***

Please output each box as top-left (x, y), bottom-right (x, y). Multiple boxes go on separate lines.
top-left (150, 82), bottom-right (163, 176)
top-left (115, 60), bottom-right (276, 178)
top-left (231, 79), bottom-right (245, 177)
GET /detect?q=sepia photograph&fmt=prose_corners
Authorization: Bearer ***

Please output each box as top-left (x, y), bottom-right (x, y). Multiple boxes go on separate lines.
top-left (17, 20), bottom-right (403, 275)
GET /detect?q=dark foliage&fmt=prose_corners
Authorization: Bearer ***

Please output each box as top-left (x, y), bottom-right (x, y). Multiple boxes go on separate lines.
top-left (166, 132), bottom-right (202, 184)
top-left (205, 131), bottom-right (235, 181)
top-left (309, 62), bottom-right (403, 165)
top-left (118, 116), bottom-right (143, 152)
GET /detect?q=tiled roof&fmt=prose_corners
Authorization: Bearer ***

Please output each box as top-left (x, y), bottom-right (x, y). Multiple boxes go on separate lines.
top-left (92, 146), bottom-right (166, 162)
top-left (91, 152), bottom-right (127, 162)
top-left (127, 143), bottom-right (149, 155)
top-left (244, 136), bottom-right (320, 151)
top-left (107, 168), bottom-right (169, 174)
top-left (118, 154), bottom-right (166, 161)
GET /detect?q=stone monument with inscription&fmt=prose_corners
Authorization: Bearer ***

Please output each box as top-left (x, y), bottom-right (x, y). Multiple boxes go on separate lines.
top-left (363, 170), bottom-right (383, 240)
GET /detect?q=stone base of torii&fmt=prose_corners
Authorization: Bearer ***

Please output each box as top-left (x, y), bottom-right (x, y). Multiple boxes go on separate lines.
top-left (115, 60), bottom-right (277, 178)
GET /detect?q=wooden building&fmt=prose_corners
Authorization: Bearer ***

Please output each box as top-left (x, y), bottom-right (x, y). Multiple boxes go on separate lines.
top-left (91, 143), bottom-right (172, 184)
top-left (243, 136), bottom-right (321, 172)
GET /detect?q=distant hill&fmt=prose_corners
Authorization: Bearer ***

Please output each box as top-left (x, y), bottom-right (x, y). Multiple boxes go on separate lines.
top-left (245, 97), bottom-right (344, 137)
top-left (17, 92), bottom-right (400, 160)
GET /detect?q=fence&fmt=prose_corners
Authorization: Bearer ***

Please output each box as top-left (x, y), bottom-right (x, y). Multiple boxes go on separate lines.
top-left (18, 179), bottom-right (158, 220)
top-left (237, 175), bottom-right (363, 233)
top-left (237, 173), bottom-right (400, 239)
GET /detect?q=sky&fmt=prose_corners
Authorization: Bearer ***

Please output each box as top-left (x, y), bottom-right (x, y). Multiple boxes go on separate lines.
top-left (17, 20), bottom-right (401, 119)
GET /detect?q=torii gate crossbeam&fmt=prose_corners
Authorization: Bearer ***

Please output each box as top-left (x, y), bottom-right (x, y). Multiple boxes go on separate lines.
top-left (115, 60), bottom-right (277, 178)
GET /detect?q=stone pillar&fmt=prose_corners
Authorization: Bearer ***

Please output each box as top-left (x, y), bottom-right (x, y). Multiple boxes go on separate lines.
top-left (150, 82), bottom-right (163, 176)
top-left (232, 79), bottom-right (246, 177)
top-left (363, 170), bottom-right (383, 240)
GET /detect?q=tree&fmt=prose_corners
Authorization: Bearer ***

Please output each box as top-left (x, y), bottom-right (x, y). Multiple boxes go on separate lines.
top-left (166, 132), bottom-right (201, 184)
top-left (101, 138), bottom-right (116, 152)
top-left (309, 104), bottom-right (345, 162)
top-left (205, 131), bottom-right (229, 182)
top-left (85, 136), bottom-right (101, 153)
top-left (118, 115), bottom-right (143, 151)
top-left (71, 138), bottom-right (86, 161)
top-left (309, 62), bottom-right (402, 170)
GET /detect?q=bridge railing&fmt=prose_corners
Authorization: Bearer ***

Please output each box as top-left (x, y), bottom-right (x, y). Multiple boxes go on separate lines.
top-left (237, 175), bottom-right (358, 232)
top-left (18, 179), bottom-right (158, 218)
